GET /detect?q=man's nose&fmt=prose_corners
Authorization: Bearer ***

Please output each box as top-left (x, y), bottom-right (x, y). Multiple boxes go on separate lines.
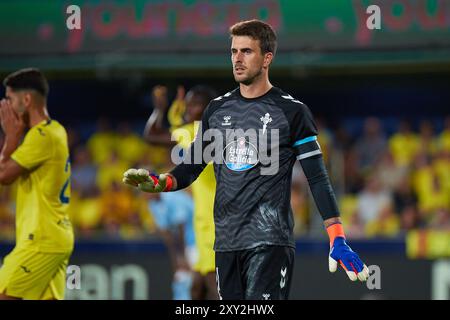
top-left (233, 51), bottom-right (243, 63)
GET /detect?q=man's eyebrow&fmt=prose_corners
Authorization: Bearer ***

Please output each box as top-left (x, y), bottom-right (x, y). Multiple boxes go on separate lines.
top-left (231, 47), bottom-right (253, 51)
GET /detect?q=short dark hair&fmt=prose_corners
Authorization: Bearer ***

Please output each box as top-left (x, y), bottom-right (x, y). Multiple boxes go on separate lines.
top-left (229, 19), bottom-right (277, 55)
top-left (3, 68), bottom-right (49, 98)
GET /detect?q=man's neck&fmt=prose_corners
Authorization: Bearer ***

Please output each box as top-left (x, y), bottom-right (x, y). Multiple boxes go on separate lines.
top-left (28, 106), bottom-right (50, 127)
top-left (239, 77), bottom-right (273, 99)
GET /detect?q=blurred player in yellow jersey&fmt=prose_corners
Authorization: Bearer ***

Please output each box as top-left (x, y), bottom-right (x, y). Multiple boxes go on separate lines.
top-left (0, 68), bottom-right (73, 300)
top-left (144, 85), bottom-right (218, 300)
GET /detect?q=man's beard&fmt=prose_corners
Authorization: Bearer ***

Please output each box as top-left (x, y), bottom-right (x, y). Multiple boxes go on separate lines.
top-left (234, 68), bottom-right (262, 86)
top-left (19, 106), bottom-right (30, 129)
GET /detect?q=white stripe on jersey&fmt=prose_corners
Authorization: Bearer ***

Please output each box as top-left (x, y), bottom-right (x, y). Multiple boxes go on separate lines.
top-left (296, 149), bottom-right (322, 160)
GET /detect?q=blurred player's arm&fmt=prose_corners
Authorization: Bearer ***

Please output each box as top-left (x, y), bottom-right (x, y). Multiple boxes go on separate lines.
top-left (0, 99), bottom-right (25, 185)
top-left (143, 85), bottom-right (179, 147)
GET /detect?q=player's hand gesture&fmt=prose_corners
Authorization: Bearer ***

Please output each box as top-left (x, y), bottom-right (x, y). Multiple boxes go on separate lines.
top-left (0, 99), bottom-right (25, 139)
top-left (123, 168), bottom-right (173, 193)
top-left (329, 237), bottom-right (369, 281)
top-left (326, 222), bottom-right (369, 282)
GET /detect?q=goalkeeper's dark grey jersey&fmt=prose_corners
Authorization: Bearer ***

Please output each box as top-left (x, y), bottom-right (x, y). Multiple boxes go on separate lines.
top-left (171, 86), bottom-right (322, 251)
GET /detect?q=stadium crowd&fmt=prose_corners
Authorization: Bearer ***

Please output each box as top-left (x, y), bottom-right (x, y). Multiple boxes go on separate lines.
top-left (0, 112), bottom-right (449, 241)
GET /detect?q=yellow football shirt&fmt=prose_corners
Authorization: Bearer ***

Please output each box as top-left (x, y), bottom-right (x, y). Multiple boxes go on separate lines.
top-left (389, 133), bottom-right (420, 167)
top-left (11, 119), bottom-right (74, 253)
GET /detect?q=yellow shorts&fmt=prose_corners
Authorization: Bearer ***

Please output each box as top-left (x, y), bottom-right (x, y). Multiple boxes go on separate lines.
top-left (0, 247), bottom-right (72, 300)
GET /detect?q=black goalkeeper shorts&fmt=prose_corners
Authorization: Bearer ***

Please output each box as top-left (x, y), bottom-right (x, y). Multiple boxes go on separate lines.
top-left (215, 245), bottom-right (295, 300)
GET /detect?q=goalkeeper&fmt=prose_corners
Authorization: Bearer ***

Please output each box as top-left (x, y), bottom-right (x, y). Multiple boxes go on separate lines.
top-left (124, 20), bottom-right (369, 299)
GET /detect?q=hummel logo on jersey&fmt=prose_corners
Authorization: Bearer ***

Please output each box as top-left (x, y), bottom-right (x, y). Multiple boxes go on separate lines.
top-left (280, 267), bottom-right (287, 288)
top-left (216, 267), bottom-right (223, 300)
top-left (281, 93), bottom-right (302, 104)
top-left (281, 94), bottom-right (294, 100)
top-left (260, 113), bottom-right (272, 134)
top-left (21, 265), bottom-right (31, 273)
top-left (222, 116), bottom-right (231, 126)
top-left (214, 91), bottom-right (232, 101)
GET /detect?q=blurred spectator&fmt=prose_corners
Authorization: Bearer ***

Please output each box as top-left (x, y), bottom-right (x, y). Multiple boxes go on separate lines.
top-left (365, 204), bottom-right (400, 238)
top-left (68, 193), bottom-right (102, 237)
top-left (417, 120), bottom-right (439, 156)
top-left (389, 120), bottom-right (419, 167)
top-left (399, 205), bottom-right (423, 232)
top-left (354, 117), bottom-right (387, 173)
top-left (391, 176), bottom-right (424, 232)
top-left (87, 117), bottom-right (117, 164)
top-left (100, 181), bottom-right (144, 238)
top-left (393, 176), bottom-right (418, 215)
top-left (433, 150), bottom-right (450, 205)
top-left (291, 178), bottom-right (310, 235)
top-left (115, 121), bottom-right (149, 166)
top-left (438, 116), bottom-right (450, 152)
top-left (71, 146), bottom-right (98, 197)
top-left (412, 152), bottom-right (448, 218)
top-left (66, 126), bottom-right (82, 154)
top-left (428, 208), bottom-right (450, 231)
top-left (96, 151), bottom-right (129, 192)
top-left (334, 124), bottom-right (354, 152)
top-left (375, 150), bottom-right (408, 192)
top-left (343, 148), bottom-right (364, 194)
top-left (356, 175), bottom-right (392, 227)
top-left (315, 118), bottom-right (332, 164)
top-left (339, 195), bottom-right (365, 239)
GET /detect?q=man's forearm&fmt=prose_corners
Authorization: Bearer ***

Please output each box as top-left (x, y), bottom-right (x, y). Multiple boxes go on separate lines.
top-left (143, 110), bottom-right (177, 146)
top-left (299, 154), bottom-right (341, 221)
top-left (0, 136), bottom-right (20, 163)
top-left (144, 110), bottom-right (165, 136)
top-left (169, 162), bottom-right (206, 191)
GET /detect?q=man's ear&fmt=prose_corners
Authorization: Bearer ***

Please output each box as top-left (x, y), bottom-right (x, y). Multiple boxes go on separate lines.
top-left (263, 52), bottom-right (274, 69)
top-left (23, 91), bottom-right (33, 108)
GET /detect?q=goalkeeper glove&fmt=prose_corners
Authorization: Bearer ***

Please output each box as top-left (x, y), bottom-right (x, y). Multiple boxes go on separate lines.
top-left (123, 168), bottom-right (173, 193)
top-left (327, 222), bottom-right (369, 282)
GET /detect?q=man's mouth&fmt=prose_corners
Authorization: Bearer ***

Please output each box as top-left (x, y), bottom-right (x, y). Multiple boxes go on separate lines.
top-left (234, 67), bottom-right (246, 76)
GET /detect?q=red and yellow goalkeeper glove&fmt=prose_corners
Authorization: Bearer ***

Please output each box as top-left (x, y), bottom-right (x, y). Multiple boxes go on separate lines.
top-left (327, 223), bottom-right (370, 282)
top-left (123, 168), bottom-right (173, 193)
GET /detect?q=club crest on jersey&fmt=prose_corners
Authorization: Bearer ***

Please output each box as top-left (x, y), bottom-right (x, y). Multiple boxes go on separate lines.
top-left (222, 116), bottom-right (231, 126)
top-left (260, 113), bottom-right (272, 134)
top-left (223, 137), bottom-right (259, 172)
